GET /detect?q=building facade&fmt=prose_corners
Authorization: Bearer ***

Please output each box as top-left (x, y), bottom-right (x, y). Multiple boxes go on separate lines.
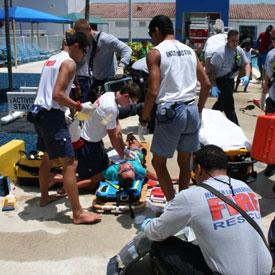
top-left (0, 0), bottom-right (274, 42)
top-left (88, 1), bottom-right (275, 43)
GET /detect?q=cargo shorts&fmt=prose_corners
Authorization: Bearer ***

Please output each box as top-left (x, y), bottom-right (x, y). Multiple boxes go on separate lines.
top-left (35, 108), bottom-right (74, 160)
top-left (151, 102), bottom-right (200, 158)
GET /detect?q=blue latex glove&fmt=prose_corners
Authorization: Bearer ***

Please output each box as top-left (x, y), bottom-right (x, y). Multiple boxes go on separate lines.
top-left (240, 75), bottom-right (250, 87)
top-left (140, 218), bottom-right (152, 232)
top-left (210, 86), bottom-right (221, 97)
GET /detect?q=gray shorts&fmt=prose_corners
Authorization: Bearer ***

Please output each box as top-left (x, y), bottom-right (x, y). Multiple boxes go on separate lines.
top-left (151, 102), bottom-right (200, 158)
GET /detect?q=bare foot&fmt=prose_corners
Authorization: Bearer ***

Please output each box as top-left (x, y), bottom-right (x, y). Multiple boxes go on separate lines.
top-left (73, 211), bottom-right (102, 225)
top-left (39, 194), bottom-right (65, 207)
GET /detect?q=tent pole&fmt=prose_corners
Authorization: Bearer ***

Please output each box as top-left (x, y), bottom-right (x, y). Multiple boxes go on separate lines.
top-left (19, 23), bottom-right (22, 36)
top-left (31, 22), bottom-right (34, 44)
top-left (85, 0), bottom-right (90, 21)
top-left (12, 19), bottom-right (17, 67)
top-left (4, 0), bottom-right (12, 90)
top-left (128, 0), bottom-right (132, 43)
top-left (36, 23), bottom-right (39, 46)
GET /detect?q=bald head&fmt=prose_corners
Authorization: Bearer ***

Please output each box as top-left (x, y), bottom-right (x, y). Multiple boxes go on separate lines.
top-left (214, 19), bottom-right (224, 34)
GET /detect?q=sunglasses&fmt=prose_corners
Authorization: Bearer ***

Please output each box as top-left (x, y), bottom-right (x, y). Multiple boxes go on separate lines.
top-left (272, 37), bottom-right (275, 41)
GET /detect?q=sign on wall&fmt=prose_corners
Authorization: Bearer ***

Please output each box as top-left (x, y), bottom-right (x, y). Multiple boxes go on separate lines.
top-left (7, 91), bottom-right (36, 112)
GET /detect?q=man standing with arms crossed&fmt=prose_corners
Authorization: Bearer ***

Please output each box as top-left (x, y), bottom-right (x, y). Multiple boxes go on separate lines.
top-left (33, 32), bottom-right (101, 224)
top-left (140, 15), bottom-right (211, 201)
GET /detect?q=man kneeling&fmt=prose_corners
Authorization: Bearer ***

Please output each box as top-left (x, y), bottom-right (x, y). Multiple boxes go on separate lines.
top-left (142, 145), bottom-right (272, 274)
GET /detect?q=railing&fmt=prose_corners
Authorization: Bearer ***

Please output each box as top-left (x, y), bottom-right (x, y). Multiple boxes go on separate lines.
top-left (0, 34), bottom-right (63, 52)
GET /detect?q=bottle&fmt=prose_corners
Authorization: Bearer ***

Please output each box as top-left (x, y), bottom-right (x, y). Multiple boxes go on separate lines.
top-left (2, 193), bottom-right (16, 211)
top-left (116, 232), bottom-right (152, 270)
top-left (0, 176), bottom-right (11, 196)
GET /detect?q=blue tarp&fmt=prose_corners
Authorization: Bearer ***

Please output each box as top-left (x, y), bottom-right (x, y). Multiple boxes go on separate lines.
top-left (0, 6), bottom-right (72, 23)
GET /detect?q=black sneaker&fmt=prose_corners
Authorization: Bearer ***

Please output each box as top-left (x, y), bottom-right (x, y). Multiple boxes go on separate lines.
top-left (264, 165), bottom-right (275, 177)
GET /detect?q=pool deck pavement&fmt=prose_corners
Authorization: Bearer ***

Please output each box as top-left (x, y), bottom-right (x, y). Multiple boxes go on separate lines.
top-left (0, 68), bottom-right (274, 275)
top-left (0, 60), bottom-right (45, 74)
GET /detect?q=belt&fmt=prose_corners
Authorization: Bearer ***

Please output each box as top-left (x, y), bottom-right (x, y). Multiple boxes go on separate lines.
top-left (216, 73), bottom-right (234, 80)
top-left (174, 99), bottom-right (195, 106)
top-left (184, 99), bottom-right (195, 105)
top-left (158, 99), bottom-right (195, 106)
top-left (49, 108), bottom-right (64, 113)
top-left (40, 108), bottom-right (63, 114)
top-left (77, 75), bottom-right (90, 80)
top-left (80, 137), bottom-right (102, 145)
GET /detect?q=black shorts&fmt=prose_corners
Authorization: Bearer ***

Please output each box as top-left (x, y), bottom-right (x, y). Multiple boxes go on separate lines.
top-left (265, 97), bottom-right (275, 114)
top-left (76, 139), bottom-right (109, 180)
top-left (34, 108), bottom-right (74, 160)
top-left (151, 237), bottom-right (213, 275)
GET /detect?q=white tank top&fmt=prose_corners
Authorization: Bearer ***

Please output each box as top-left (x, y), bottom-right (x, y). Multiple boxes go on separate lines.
top-left (34, 51), bottom-right (75, 112)
top-left (154, 40), bottom-right (197, 104)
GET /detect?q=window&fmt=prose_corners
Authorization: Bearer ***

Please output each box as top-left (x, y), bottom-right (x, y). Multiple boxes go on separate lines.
top-left (239, 25), bottom-right (257, 45)
top-left (139, 21), bottom-right (146, 27)
top-left (115, 21), bottom-right (128, 28)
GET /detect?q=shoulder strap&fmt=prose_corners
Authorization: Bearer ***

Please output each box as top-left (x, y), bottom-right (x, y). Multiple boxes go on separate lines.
top-left (200, 183), bottom-right (269, 249)
top-left (89, 32), bottom-right (101, 71)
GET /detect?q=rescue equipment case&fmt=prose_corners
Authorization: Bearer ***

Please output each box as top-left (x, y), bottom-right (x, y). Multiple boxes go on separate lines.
top-left (15, 151), bottom-right (61, 185)
top-left (251, 114), bottom-right (275, 164)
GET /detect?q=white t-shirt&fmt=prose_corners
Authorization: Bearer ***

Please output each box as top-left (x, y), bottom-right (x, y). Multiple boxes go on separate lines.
top-left (154, 40), bottom-right (197, 104)
top-left (204, 33), bottom-right (227, 59)
top-left (81, 92), bottom-right (118, 142)
top-left (132, 57), bottom-right (148, 73)
top-left (244, 48), bottom-right (253, 63)
top-left (34, 51), bottom-right (74, 112)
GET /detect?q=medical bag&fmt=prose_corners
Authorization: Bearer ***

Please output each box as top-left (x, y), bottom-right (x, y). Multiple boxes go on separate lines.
top-left (15, 150), bottom-right (61, 185)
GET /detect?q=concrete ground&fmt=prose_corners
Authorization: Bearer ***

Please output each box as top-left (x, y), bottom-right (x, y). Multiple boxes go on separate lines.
top-left (0, 60), bottom-right (46, 74)
top-left (0, 79), bottom-right (274, 275)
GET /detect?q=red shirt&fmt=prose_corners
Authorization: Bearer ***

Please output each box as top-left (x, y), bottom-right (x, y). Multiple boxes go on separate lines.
top-left (257, 32), bottom-right (272, 54)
